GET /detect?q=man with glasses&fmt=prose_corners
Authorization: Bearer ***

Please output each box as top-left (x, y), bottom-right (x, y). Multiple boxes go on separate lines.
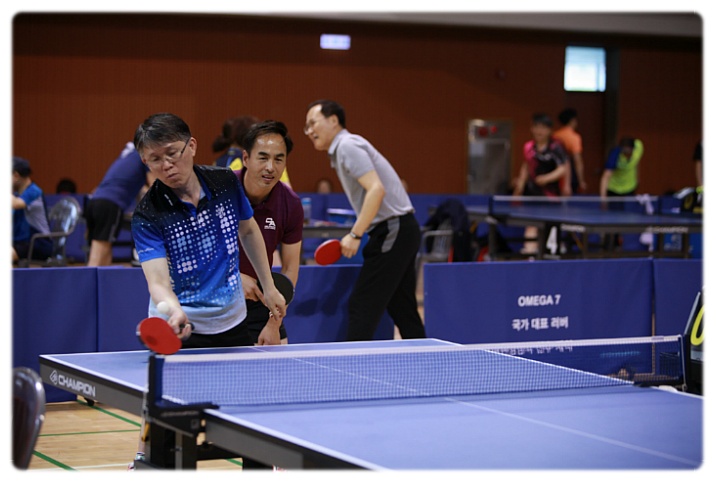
top-left (303, 99), bottom-right (425, 341)
top-left (129, 112), bottom-right (287, 467)
top-left (132, 112), bottom-right (286, 347)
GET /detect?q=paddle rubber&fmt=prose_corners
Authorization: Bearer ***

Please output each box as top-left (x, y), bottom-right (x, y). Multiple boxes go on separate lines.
top-left (258, 271), bottom-right (295, 305)
top-left (137, 316), bottom-right (182, 355)
top-left (314, 239), bottom-right (342, 265)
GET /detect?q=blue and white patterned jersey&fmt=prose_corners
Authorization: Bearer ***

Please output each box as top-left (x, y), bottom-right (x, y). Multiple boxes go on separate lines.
top-left (131, 165), bottom-right (254, 334)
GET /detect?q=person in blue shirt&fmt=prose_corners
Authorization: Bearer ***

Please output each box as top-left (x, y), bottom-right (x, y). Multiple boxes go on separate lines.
top-left (129, 112), bottom-right (287, 469)
top-left (12, 157), bottom-right (52, 263)
top-left (85, 142), bottom-right (152, 266)
top-left (131, 112), bottom-right (287, 345)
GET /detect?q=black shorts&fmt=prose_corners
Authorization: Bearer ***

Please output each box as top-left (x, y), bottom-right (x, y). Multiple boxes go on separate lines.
top-left (181, 320), bottom-right (254, 349)
top-left (85, 198), bottom-right (124, 242)
top-left (245, 300), bottom-right (287, 344)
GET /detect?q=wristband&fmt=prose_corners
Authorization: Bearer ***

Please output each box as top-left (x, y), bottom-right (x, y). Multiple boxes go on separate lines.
top-left (349, 231), bottom-right (362, 239)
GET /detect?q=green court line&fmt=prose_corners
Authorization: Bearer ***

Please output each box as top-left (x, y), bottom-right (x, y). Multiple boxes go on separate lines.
top-left (40, 429), bottom-right (138, 437)
top-left (32, 399), bottom-right (140, 469)
top-left (39, 399), bottom-right (244, 468)
top-left (40, 400), bottom-right (139, 436)
top-left (77, 399), bottom-right (142, 427)
top-left (32, 450), bottom-right (75, 470)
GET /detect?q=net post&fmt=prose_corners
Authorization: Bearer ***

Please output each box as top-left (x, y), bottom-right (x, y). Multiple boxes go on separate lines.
top-left (146, 354), bottom-right (164, 409)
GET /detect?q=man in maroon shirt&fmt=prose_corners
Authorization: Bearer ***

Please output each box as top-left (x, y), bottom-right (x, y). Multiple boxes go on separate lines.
top-left (235, 120), bottom-right (303, 345)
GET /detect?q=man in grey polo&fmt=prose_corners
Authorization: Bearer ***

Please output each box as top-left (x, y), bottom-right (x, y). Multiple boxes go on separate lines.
top-left (304, 99), bottom-right (425, 341)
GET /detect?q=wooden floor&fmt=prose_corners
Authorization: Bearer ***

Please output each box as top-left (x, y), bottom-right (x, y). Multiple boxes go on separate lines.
top-left (27, 398), bottom-right (243, 471)
top-left (23, 261), bottom-right (425, 471)
top-left (27, 323), bottom-right (420, 471)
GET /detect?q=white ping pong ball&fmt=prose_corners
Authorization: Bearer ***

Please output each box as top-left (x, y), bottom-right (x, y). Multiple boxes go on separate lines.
top-left (157, 301), bottom-right (170, 315)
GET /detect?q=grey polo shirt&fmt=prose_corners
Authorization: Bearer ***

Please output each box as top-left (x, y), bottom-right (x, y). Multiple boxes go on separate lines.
top-left (328, 129), bottom-right (414, 229)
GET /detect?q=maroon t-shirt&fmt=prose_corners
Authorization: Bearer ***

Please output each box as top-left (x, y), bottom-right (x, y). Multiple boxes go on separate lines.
top-left (235, 168), bottom-right (303, 279)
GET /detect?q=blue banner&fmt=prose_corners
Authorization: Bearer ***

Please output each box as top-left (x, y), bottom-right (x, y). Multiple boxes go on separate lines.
top-left (13, 267), bottom-right (98, 402)
top-left (284, 265), bottom-right (393, 342)
top-left (653, 259), bottom-right (703, 335)
top-left (97, 267), bottom-right (150, 351)
top-left (424, 259), bottom-right (653, 343)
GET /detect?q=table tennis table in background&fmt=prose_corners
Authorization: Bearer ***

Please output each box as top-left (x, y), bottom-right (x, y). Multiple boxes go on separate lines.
top-left (303, 222), bottom-right (351, 240)
top-left (469, 195), bottom-right (702, 260)
top-left (39, 336), bottom-right (702, 470)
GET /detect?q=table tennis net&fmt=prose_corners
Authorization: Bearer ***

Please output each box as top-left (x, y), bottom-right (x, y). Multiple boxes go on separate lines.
top-left (158, 336), bottom-right (683, 407)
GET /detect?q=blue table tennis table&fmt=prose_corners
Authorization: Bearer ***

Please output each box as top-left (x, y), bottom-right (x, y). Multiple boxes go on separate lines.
top-left (469, 196), bottom-right (702, 260)
top-left (38, 338), bottom-right (702, 470)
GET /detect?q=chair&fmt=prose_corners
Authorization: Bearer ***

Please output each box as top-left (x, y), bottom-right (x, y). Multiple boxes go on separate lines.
top-left (414, 220), bottom-right (453, 305)
top-left (17, 196), bottom-right (82, 267)
top-left (417, 220), bottom-right (454, 267)
top-left (12, 367), bottom-right (46, 469)
top-left (418, 197), bottom-right (474, 267)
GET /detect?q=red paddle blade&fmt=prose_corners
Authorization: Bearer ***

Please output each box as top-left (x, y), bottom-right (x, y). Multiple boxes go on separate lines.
top-left (314, 239), bottom-right (342, 265)
top-left (137, 317), bottom-right (181, 355)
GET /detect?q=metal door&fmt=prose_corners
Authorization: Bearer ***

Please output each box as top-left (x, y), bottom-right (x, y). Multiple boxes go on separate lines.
top-left (467, 119), bottom-right (512, 194)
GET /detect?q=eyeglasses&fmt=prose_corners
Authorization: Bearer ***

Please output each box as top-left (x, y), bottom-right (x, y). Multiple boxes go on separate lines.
top-left (146, 139), bottom-right (189, 166)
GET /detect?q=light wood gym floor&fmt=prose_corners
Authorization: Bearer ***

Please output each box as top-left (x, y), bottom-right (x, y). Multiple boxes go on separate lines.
top-left (23, 284), bottom-right (424, 471)
top-left (26, 398), bottom-right (243, 471)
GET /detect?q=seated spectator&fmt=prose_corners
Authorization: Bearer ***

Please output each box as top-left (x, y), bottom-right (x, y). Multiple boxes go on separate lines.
top-left (12, 157), bottom-right (52, 263)
top-left (315, 177), bottom-right (333, 193)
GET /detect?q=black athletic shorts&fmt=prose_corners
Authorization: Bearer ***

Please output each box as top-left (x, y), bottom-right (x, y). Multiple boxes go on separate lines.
top-left (181, 320), bottom-right (254, 349)
top-left (85, 198), bottom-right (123, 242)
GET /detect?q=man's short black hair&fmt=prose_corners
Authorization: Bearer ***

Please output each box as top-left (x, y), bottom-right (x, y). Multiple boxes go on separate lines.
top-left (531, 113), bottom-right (553, 128)
top-left (307, 99), bottom-right (346, 128)
top-left (242, 120), bottom-right (294, 156)
top-left (558, 108), bottom-right (577, 125)
top-left (619, 137), bottom-right (636, 149)
top-left (134, 113), bottom-right (191, 153)
top-left (12, 156), bottom-right (31, 177)
top-left (56, 178), bottom-right (77, 194)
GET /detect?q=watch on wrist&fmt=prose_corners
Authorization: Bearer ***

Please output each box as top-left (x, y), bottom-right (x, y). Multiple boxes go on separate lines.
top-left (349, 231), bottom-right (362, 239)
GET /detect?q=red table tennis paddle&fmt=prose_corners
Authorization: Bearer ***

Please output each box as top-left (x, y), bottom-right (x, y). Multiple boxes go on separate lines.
top-left (136, 316), bottom-right (182, 355)
top-left (314, 239), bottom-right (342, 265)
